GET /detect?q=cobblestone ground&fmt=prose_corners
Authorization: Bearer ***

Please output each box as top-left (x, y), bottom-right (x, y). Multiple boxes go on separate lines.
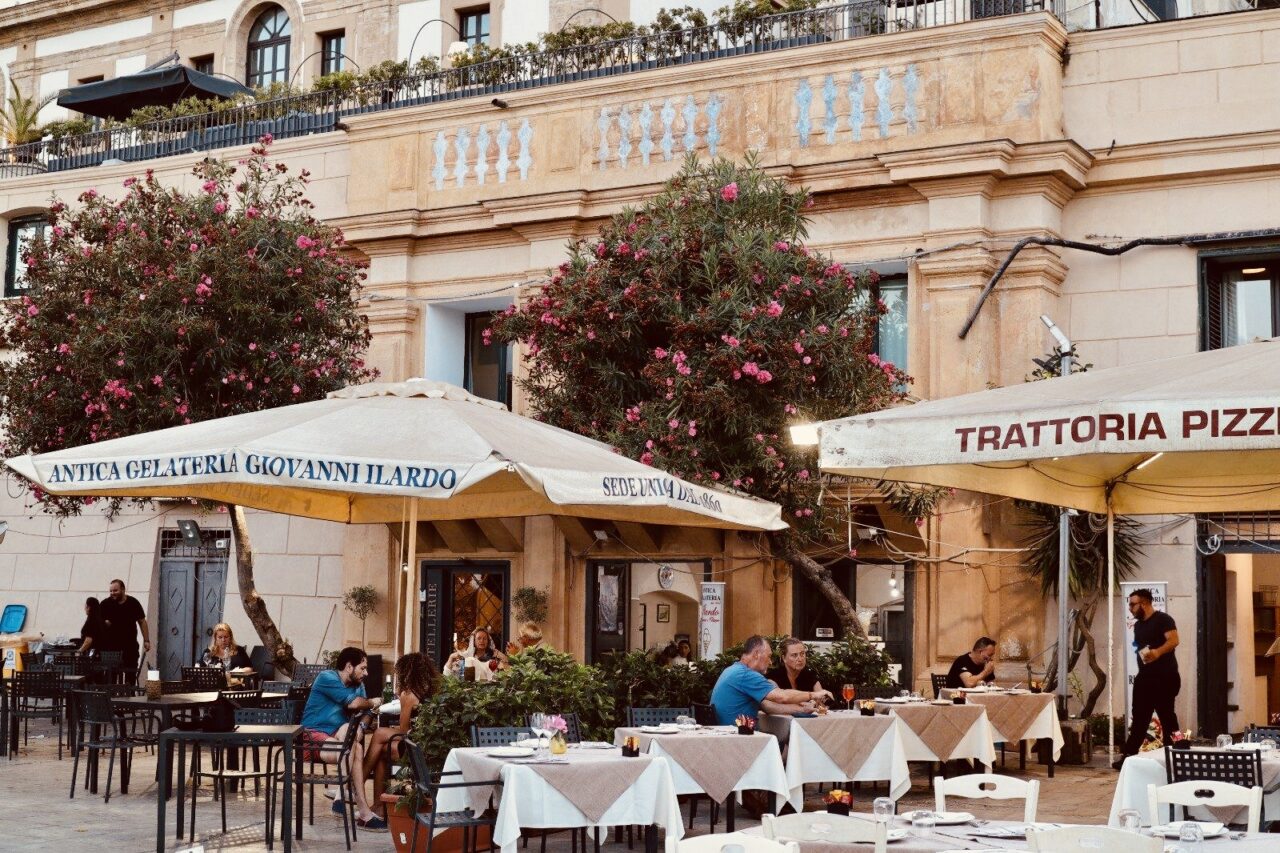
top-left (0, 717), bottom-right (1118, 852)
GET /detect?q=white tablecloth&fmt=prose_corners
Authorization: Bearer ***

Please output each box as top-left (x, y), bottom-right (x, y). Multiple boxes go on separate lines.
top-left (440, 747), bottom-right (685, 853)
top-left (967, 695), bottom-right (1065, 761)
top-left (888, 706), bottom-right (997, 768)
top-left (783, 713), bottom-right (911, 810)
top-left (1108, 749), bottom-right (1280, 826)
top-left (613, 726), bottom-right (790, 803)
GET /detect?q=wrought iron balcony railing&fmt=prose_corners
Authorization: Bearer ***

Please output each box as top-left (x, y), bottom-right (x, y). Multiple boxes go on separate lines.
top-left (0, 0), bottom-right (1061, 178)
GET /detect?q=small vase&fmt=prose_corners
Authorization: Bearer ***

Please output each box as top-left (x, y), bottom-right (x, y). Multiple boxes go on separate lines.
top-left (826, 803), bottom-right (851, 816)
top-left (550, 733), bottom-right (567, 755)
top-left (737, 724), bottom-right (754, 735)
top-left (859, 708), bottom-right (875, 717)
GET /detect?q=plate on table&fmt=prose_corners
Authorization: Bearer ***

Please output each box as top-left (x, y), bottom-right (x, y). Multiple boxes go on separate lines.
top-left (1152, 822), bottom-right (1225, 838)
top-left (230, 667), bottom-right (255, 674)
top-left (640, 725), bottom-right (679, 734)
top-left (930, 699), bottom-right (951, 706)
top-left (885, 829), bottom-right (909, 842)
top-left (487, 746), bottom-right (535, 758)
top-left (905, 811), bottom-right (973, 825)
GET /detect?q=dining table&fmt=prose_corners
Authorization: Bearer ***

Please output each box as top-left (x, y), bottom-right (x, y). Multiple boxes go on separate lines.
top-left (613, 724), bottom-right (790, 828)
top-left (773, 711), bottom-right (912, 811)
top-left (945, 690), bottom-right (1064, 777)
top-left (1109, 744), bottom-right (1280, 826)
top-left (874, 699), bottom-right (997, 768)
top-left (440, 743), bottom-right (685, 853)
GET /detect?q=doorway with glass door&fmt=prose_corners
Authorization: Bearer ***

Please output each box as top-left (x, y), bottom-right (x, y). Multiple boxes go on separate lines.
top-left (420, 561), bottom-right (510, 669)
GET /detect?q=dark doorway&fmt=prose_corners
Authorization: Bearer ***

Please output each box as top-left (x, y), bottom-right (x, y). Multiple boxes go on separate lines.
top-left (420, 561), bottom-right (510, 669)
top-left (586, 561), bottom-right (630, 664)
top-left (156, 528), bottom-right (230, 680)
top-left (793, 558), bottom-right (912, 686)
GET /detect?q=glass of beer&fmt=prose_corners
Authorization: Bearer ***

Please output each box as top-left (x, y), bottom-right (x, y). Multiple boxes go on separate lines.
top-left (842, 684), bottom-right (855, 710)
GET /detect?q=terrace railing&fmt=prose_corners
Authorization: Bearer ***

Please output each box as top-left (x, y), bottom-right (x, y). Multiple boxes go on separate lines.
top-left (0, 0), bottom-right (1062, 177)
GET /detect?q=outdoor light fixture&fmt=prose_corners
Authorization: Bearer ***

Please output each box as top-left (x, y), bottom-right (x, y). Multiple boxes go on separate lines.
top-left (789, 422), bottom-right (819, 446)
top-left (1039, 314), bottom-right (1071, 352)
top-left (1243, 267), bottom-right (1267, 275)
top-left (1134, 452), bottom-right (1164, 471)
top-left (176, 519), bottom-right (202, 546)
top-left (592, 529), bottom-right (610, 541)
top-left (491, 98), bottom-right (509, 109)
top-left (888, 569), bottom-right (898, 590)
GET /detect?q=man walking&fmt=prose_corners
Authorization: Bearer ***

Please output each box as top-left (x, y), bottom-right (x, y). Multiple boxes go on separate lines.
top-left (99, 578), bottom-right (149, 678)
top-left (1114, 588), bottom-right (1180, 769)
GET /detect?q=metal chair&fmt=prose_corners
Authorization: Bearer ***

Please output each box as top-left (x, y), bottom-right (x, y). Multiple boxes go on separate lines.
top-left (471, 725), bottom-right (533, 748)
top-left (188, 707), bottom-right (291, 835)
top-left (262, 680), bottom-right (292, 695)
top-left (933, 773), bottom-right (1039, 823)
top-left (1148, 780), bottom-right (1262, 832)
top-left (1243, 724), bottom-right (1280, 743)
top-left (628, 706), bottom-right (690, 727)
top-left (290, 663), bottom-right (329, 686)
top-left (404, 738), bottom-right (501, 853)
top-left (1167, 747), bottom-right (1262, 788)
top-left (181, 665), bottom-right (227, 692)
top-left (9, 670), bottom-right (64, 759)
top-left (525, 712), bottom-right (582, 743)
top-left (53, 653), bottom-right (85, 674)
top-left (219, 687), bottom-right (264, 705)
top-left (930, 673), bottom-right (948, 699)
top-left (91, 650), bottom-right (124, 684)
top-left (68, 689), bottom-right (140, 802)
top-left (20, 652), bottom-right (47, 671)
top-left (286, 710), bottom-right (371, 850)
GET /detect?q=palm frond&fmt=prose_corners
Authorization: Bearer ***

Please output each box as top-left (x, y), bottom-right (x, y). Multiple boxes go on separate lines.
top-left (1014, 500), bottom-right (1144, 598)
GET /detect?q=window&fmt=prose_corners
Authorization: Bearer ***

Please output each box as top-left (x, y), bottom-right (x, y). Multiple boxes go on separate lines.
top-left (246, 6), bottom-right (291, 88)
top-left (191, 55), bottom-right (214, 76)
top-left (320, 31), bottom-right (345, 76)
top-left (1202, 254), bottom-right (1280, 350)
top-left (5, 215), bottom-right (50, 298)
top-left (459, 7), bottom-right (490, 48)
top-left (875, 275), bottom-right (908, 371)
top-left (464, 311), bottom-right (511, 406)
top-left (77, 75), bottom-right (105, 85)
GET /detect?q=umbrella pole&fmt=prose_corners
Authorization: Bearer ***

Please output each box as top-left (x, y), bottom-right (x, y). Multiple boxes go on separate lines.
top-left (1056, 507), bottom-right (1069, 716)
top-left (403, 500), bottom-right (419, 657)
top-left (1107, 504), bottom-right (1116, 760)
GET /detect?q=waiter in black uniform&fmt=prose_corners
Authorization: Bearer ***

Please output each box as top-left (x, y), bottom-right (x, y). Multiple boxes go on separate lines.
top-left (1114, 588), bottom-right (1180, 769)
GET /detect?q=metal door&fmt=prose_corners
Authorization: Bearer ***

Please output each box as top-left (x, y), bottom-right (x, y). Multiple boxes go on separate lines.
top-left (196, 561), bottom-right (227, 660)
top-left (158, 560), bottom-right (195, 680)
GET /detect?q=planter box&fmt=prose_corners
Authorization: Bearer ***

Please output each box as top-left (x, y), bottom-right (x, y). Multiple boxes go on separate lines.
top-left (382, 794), bottom-right (490, 853)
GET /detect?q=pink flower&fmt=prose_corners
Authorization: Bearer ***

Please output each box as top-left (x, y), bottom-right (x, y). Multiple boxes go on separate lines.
top-left (57, 343), bottom-right (69, 354)
top-left (246, 206), bottom-right (260, 219)
top-left (766, 301), bottom-right (783, 317)
top-left (867, 353), bottom-right (881, 366)
top-left (756, 370), bottom-right (773, 383)
top-left (151, 375), bottom-right (164, 386)
top-left (26, 304), bottom-right (38, 317)
top-left (640, 451), bottom-right (654, 465)
top-left (802, 355), bottom-right (811, 365)
top-left (195, 281), bottom-right (212, 298)
top-left (688, 426), bottom-right (697, 437)
top-left (291, 384), bottom-right (301, 395)
top-left (793, 341), bottom-right (805, 354)
top-left (595, 243), bottom-right (607, 258)
top-left (668, 418), bottom-right (679, 429)
top-left (189, 243), bottom-right (199, 253)
top-left (213, 201), bottom-right (227, 214)
top-left (797, 470), bottom-right (810, 480)
top-left (817, 324), bottom-right (829, 334)
top-left (720, 182), bottom-right (739, 202)
top-left (773, 241), bottom-right (790, 251)
top-left (248, 342), bottom-right (257, 351)
top-left (616, 242), bottom-right (630, 255)
top-left (202, 180), bottom-right (218, 193)
top-left (653, 347), bottom-right (668, 359)
top-left (295, 235), bottom-right (315, 249)
top-left (742, 361), bottom-right (759, 376)
top-left (720, 334), bottom-right (740, 348)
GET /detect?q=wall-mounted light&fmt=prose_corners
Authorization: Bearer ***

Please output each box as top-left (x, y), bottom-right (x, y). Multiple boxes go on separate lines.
top-left (789, 422), bottom-right (818, 446)
top-left (888, 569), bottom-right (898, 591)
top-left (176, 519), bottom-right (202, 547)
top-left (491, 98), bottom-right (509, 109)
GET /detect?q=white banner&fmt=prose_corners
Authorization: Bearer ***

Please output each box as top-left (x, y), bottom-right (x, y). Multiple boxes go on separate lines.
top-left (1121, 581), bottom-right (1167, 725)
top-left (699, 582), bottom-right (725, 660)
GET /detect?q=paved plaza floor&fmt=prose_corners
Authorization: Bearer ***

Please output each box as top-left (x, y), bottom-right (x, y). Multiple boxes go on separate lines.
top-left (0, 717), bottom-right (1120, 852)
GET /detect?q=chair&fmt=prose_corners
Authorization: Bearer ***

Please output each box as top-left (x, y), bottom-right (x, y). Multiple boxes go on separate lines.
top-left (1027, 825), bottom-right (1161, 853)
top-left (219, 687), bottom-right (264, 705)
top-left (762, 814), bottom-right (882, 852)
top-left (248, 644), bottom-right (275, 680)
top-left (930, 673), bottom-right (948, 699)
top-left (404, 738), bottom-right (501, 853)
top-left (1147, 780), bottom-right (1263, 832)
top-left (20, 651), bottom-right (47, 671)
top-left (290, 663), bottom-right (329, 686)
top-left (525, 712), bottom-right (582, 744)
top-left (91, 650), bottom-right (124, 684)
top-left (1167, 747), bottom-right (1262, 789)
top-left (471, 725), bottom-right (534, 748)
top-left (9, 670), bottom-right (64, 759)
top-left (628, 706), bottom-right (691, 727)
top-left (933, 773), bottom-right (1039, 823)
top-left (68, 690), bottom-right (140, 802)
top-left (53, 653), bottom-right (85, 674)
top-left (287, 710), bottom-right (371, 850)
top-left (262, 680), bottom-right (292, 695)
top-left (679, 831), bottom-right (800, 853)
top-left (182, 665), bottom-right (227, 692)
top-left (692, 703), bottom-right (718, 726)
top-left (188, 707), bottom-right (291, 835)
top-left (1243, 724), bottom-right (1280, 743)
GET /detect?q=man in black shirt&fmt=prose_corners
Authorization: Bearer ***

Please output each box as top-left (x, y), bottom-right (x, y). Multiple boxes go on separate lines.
top-left (945, 637), bottom-right (997, 689)
top-left (1115, 588), bottom-right (1180, 769)
top-left (99, 578), bottom-right (150, 677)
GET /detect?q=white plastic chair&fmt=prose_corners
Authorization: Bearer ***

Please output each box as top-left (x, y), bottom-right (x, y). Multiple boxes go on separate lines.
top-left (1147, 780), bottom-right (1263, 833)
top-left (933, 773), bottom-right (1040, 823)
top-left (761, 813), bottom-right (887, 853)
top-left (1027, 825), bottom-right (1162, 852)
top-left (678, 832), bottom-right (800, 853)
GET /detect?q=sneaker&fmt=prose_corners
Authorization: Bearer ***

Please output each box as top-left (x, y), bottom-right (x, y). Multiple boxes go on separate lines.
top-left (323, 786), bottom-right (337, 800)
top-left (332, 799), bottom-right (346, 815)
top-left (357, 815), bottom-right (388, 832)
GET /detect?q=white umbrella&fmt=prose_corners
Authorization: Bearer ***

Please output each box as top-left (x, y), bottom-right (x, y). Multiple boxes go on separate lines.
top-left (816, 337), bottom-right (1280, 755)
top-left (8, 379), bottom-right (785, 654)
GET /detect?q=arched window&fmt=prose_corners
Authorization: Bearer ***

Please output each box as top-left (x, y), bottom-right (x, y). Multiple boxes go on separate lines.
top-left (246, 6), bottom-right (291, 88)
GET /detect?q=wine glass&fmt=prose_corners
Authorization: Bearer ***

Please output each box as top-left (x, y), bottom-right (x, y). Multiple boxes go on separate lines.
top-left (842, 684), bottom-right (855, 710)
top-left (1177, 821), bottom-right (1203, 853)
top-left (1118, 809), bottom-right (1141, 833)
top-left (529, 713), bottom-right (549, 756)
top-left (1216, 734), bottom-right (1233, 749)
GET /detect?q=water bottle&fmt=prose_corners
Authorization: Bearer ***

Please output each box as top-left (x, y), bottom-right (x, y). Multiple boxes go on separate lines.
top-left (382, 674), bottom-right (394, 704)
top-left (456, 656), bottom-right (466, 680)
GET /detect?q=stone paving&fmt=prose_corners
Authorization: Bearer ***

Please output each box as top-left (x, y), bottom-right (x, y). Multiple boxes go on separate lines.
top-left (0, 716), bottom-right (1120, 852)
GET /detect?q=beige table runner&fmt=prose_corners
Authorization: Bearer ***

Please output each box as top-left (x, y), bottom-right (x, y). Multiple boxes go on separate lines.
top-left (891, 705), bottom-right (986, 761)
top-left (794, 715), bottom-right (894, 780)
top-left (614, 727), bottom-right (769, 802)
top-left (965, 694), bottom-right (1053, 744)
top-left (1145, 746), bottom-right (1280, 825)
top-left (453, 750), bottom-right (508, 814)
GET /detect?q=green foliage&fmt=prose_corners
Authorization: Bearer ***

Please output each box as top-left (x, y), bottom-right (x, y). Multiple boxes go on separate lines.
top-left (409, 636), bottom-right (894, 772)
top-left (342, 585), bottom-right (378, 621)
top-left (1088, 712), bottom-right (1124, 744)
top-left (40, 117), bottom-right (95, 140)
top-left (1015, 502), bottom-right (1143, 599)
top-left (0, 137), bottom-right (377, 516)
top-left (2, 80), bottom-right (56, 145)
top-left (511, 586), bottom-right (549, 625)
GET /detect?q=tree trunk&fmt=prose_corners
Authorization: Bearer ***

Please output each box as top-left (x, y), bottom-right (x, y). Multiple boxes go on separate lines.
top-left (229, 504), bottom-right (299, 678)
top-left (1076, 597), bottom-right (1108, 719)
top-left (770, 532), bottom-right (866, 640)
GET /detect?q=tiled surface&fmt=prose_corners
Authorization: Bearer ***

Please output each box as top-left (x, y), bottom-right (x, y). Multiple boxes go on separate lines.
top-left (0, 718), bottom-right (1118, 852)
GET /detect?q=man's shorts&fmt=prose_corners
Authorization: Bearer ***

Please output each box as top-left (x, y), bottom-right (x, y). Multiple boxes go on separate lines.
top-left (302, 727), bottom-right (335, 762)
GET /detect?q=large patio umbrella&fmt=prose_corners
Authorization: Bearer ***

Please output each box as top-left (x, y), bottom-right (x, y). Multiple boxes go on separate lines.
top-left (56, 65), bottom-right (252, 121)
top-left (8, 379), bottom-right (785, 652)
top-left (815, 336), bottom-right (1280, 754)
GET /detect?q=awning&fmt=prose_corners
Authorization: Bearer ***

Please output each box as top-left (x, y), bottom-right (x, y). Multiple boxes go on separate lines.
top-left (56, 66), bottom-right (252, 120)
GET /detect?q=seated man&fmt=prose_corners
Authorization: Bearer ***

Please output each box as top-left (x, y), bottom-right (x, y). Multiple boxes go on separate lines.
top-left (711, 635), bottom-right (833, 726)
top-left (945, 636), bottom-right (997, 689)
top-left (300, 646), bottom-right (386, 831)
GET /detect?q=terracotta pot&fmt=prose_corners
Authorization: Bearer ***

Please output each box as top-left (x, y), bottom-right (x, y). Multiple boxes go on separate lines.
top-left (382, 794), bottom-right (493, 853)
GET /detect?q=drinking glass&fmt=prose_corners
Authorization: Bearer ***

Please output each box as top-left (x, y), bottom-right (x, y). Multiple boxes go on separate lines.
top-left (675, 715), bottom-right (696, 729)
top-left (910, 811), bottom-right (937, 839)
top-left (529, 713), bottom-right (549, 756)
top-left (1216, 734), bottom-right (1233, 749)
top-left (1118, 809), bottom-right (1141, 833)
top-left (873, 797), bottom-right (895, 824)
top-left (842, 684), bottom-right (855, 710)
top-left (1262, 738), bottom-right (1277, 754)
top-left (1177, 821), bottom-right (1203, 853)
top-left (898, 689), bottom-right (910, 699)
top-left (910, 690), bottom-right (923, 702)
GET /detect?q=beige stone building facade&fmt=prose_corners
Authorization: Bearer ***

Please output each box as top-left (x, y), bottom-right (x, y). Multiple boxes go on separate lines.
top-left (0, 0), bottom-right (1277, 734)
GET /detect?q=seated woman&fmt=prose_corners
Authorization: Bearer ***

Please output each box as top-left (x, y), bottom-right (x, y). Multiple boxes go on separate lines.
top-left (444, 627), bottom-right (508, 677)
top-left (765, 636), bottom-right (826, 700)
top-left (76, 596), bottom-right (104, 655)
top-left (201, 622), bottom-right (252, 672)
top-left (365, 652), bottom-right (439, 815)
top-left (505, 622), bottom-right (549, 657)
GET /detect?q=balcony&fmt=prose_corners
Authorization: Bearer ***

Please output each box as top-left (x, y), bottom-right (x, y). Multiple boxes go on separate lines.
top-left (0, 0), bottom-right (1063, 177)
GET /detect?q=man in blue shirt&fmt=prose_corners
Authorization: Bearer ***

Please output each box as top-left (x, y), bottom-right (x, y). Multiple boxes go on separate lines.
top-left (712, 635), bottom-right (831, 725)
top-left (301, 647), bottom-right (386, 831)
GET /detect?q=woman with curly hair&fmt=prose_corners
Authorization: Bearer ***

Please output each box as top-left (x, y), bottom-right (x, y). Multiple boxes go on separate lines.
top-left (364, 652), bottom-right (439, 813)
